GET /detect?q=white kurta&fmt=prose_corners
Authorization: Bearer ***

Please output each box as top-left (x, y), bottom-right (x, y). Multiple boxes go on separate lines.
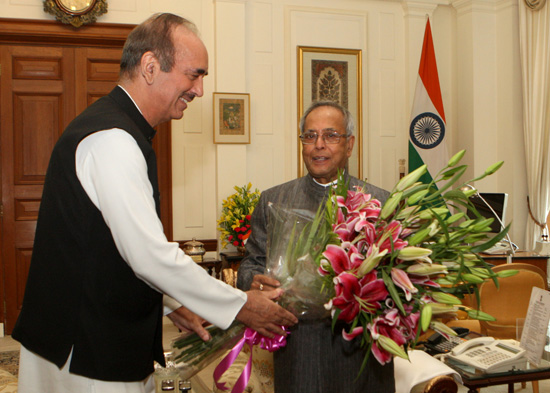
top-left (74, 128), bottom-right (246, 325)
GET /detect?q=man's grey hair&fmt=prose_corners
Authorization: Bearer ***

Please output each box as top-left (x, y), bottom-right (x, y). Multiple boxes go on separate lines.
top-left (120, 13), bottom-right (199, 79)
top-left (299, 101), bottom-right (355, 136)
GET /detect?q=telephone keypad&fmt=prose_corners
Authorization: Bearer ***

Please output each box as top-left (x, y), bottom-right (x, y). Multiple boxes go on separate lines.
top-left (435, 335), bottom-right (465, 353)
top-left (465, 347), bottom-right (513, 366)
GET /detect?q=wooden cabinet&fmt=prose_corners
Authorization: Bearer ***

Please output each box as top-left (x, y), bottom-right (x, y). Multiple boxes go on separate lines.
top-left (0, 18), bottom-right (173, 334)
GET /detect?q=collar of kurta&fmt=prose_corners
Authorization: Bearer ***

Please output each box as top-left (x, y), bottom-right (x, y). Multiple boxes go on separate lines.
top-left (110, 86), bottom-right (157, 144)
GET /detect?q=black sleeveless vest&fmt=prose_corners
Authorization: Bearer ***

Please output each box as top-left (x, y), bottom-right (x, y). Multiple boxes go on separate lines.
top-left (13, 87), bottom-right (165, 381)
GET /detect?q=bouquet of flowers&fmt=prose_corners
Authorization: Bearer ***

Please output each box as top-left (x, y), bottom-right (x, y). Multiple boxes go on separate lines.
top-left (172, 150), bottom-right (516, 388)
top-left (267, 150), bottom-right (516, 374)
top-left (217, 183), bottom-right (261, 249)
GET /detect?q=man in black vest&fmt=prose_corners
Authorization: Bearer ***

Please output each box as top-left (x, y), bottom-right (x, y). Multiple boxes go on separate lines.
top-left (13, 13), bottom-right (297, 393)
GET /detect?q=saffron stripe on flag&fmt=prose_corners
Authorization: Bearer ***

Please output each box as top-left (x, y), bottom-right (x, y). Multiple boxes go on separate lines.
top-left (408, 18), bottom-right (449, 185)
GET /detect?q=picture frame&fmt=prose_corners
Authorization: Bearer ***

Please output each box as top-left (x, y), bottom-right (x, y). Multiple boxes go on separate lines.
top-left (297, 46), bottom-right (362, 179)
top-left (213, 92), bottom-right (251, 144)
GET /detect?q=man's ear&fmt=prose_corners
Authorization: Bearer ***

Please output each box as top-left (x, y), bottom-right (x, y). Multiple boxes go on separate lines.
top-left (140, 51), bottom-right (158, 85)
top-left (346, 135), bottom-right (355, 157)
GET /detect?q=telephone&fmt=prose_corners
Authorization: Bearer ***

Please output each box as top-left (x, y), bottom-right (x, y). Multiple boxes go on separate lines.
top-left (424, 327), bottom-right (470, 355)
top-left (447, 336), bottom-right (527, 373)
top-left (483, 241), bottom-right (518, 255)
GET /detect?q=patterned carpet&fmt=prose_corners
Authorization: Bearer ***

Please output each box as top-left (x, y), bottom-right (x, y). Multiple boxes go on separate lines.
top-left (0, 351), bottom-right (18, 377)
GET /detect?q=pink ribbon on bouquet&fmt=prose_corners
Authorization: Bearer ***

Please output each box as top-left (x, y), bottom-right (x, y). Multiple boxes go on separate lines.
top-left (213, 327), bottom-right (288, 393)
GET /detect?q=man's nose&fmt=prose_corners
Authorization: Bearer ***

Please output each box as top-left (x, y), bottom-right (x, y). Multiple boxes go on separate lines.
top-left (191, 77), bottom-right (204, 98)
top-left (314, 134), bottom-right (326, 148)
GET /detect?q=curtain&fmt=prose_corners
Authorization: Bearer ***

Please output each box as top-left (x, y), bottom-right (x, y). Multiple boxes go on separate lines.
top-left (519, 0), bottom-right (550, 250)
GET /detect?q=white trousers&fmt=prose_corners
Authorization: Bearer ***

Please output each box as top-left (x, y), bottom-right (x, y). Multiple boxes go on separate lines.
top-left (18, 345), bottom-right (155, 393)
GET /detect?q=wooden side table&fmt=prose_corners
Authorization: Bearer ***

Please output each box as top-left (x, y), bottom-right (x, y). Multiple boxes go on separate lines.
top-left (444, 357), bottom-right (550, 393)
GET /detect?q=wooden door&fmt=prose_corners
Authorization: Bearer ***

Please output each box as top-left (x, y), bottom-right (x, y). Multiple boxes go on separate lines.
top-left (76, 47), bottom-right (123, 110)
top-left (0, 44), bottom-right (78, 334)
top-left (0, 19), bottom-right (173, 334)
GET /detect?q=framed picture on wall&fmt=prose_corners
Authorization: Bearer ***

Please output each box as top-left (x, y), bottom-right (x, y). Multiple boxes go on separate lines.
top-left (213, 92), bottom-right (251, 144)
top-left (297, 46), bottom-right (362, 179)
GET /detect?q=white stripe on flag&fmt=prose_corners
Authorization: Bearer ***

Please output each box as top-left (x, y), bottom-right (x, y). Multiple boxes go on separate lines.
top-left (410, 77), bottom-right (448, 180)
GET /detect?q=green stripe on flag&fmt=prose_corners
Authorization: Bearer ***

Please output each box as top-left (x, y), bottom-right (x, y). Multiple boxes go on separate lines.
top-left (408, 142), bottom-right (447, 211)
top-left (408, 142), bottom-right (434, 185)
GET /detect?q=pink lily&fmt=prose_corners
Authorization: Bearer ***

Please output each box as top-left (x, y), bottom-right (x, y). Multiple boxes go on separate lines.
top-left (320, 244), bottom-right (350, 275)
top-left (356, 200), bottom-right (382, 219)
top-left (320, 242), bottom-right (364, 275)
top-left (376, 220), bottom-right (407, 252)
top-left (354, 216), bottom-right (377, 234)
top-left (336, 195), bottom-right (347, 209)
top-left (331, 273), bottom-right (361, 322)
top-left (333, 217), bottom-right (360, 242)
top-left (410, 275), bottom-right (440, 288)
top-left (332, 271), bottom-right (389, 323)
top-left (391, 268), bottom-right (418, 301)
top-left (368, 316), bottom-right (407, 365)
top-left (344, 190), bottom-right (372, 211)
top-left (342, 326), bottom-right (364, 341)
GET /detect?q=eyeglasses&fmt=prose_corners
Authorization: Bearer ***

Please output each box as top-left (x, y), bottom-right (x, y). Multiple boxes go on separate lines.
top-left (299, 131), bottom-right (348, 145)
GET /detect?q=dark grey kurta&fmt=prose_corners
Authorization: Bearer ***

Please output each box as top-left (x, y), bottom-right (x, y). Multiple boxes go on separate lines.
top-left (237, 173), bottom-right (395, 393)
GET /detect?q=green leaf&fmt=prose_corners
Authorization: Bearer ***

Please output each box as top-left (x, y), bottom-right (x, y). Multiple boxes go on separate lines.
top-left (382, 269), bottom-right (405, 315)
top-left (470, 225), bottom-right (511, 253)
top-left (467, 309), bottom-right (497, 321)
top-left (440, 165), bottom-right (468, 180)
top-left (425, 166), bottom-right (467, 201)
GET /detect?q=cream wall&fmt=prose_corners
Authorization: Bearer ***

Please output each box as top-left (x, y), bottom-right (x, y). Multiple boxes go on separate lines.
top-left (1, 0), bottom-right (527, 250)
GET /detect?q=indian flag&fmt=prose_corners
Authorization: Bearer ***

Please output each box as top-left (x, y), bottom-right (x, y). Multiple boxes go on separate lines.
top-left (408, 18), bottom-right (448, 185)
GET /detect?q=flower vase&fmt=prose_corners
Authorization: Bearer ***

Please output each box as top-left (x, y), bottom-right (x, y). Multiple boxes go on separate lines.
top-left (237, 246), bottom-right (246, 256)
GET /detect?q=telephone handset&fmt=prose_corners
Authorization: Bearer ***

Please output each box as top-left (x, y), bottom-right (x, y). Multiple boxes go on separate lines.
top-left (448, 337), bottom-right (527, 373)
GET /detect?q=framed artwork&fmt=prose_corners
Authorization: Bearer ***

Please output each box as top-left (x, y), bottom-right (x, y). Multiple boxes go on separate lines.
top-left (213, 92), bottom-right (250, 144)
top-left (297, 46), bottom-right (362, 179)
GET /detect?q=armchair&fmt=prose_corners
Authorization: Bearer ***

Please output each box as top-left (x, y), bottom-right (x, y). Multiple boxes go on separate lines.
top-left (447, 263), bottom-right (547, 338)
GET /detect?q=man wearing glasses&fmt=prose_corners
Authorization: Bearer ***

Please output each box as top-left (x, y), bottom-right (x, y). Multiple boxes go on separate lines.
top-left (237, 101), bottom-right (394, 392)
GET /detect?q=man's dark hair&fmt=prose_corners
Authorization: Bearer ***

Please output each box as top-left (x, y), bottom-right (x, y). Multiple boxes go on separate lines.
top-left (120, 13), bottom-right (198, 79)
